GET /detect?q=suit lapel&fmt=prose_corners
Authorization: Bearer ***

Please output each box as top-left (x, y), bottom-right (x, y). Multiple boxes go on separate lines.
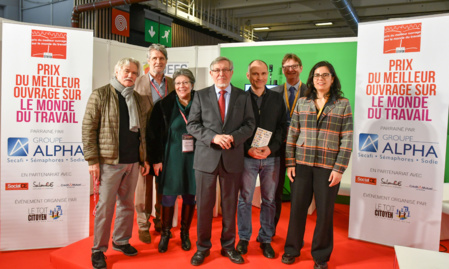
top-left (320, 99), bottom-right (337, 123)
top-left (146, 76), bottom-right (154, 108)
top-left (208, 86), bottom-right (223, 125)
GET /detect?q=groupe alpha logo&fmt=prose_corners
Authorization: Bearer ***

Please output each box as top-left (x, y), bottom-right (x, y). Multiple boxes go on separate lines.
top-left (7, 137), bottom-right (84, 157)
top-left (8, 137), bottom-right (29, 156)
top-left (359, 133), bottom-right (379, 152)
top-left (5, 182), bottom-right (29, 190)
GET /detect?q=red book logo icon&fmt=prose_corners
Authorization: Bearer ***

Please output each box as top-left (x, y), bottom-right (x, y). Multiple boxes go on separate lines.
top-left (112, 9), bottom-right (130, 37)
top-left (384, 23), bottom-right (421, 54)
top-left (31, 30), bottom-right (67, 59)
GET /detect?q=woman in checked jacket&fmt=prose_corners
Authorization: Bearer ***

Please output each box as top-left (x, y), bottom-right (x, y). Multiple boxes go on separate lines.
top-left (281, 61), bottom-right (353, 269)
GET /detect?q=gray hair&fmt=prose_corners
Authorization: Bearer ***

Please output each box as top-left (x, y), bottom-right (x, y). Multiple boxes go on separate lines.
top-left (210, 56), bottom-right (234, 70)
top-left (147, 43), bottom-right (168, 60)
top-left (114, 57), bottom-right (141, 76)
top-left (173, 68), bottom-right (196, 87)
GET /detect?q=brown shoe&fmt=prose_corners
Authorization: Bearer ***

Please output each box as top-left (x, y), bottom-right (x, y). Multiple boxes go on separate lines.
top-left (138, 230), bottom-right (151, 244)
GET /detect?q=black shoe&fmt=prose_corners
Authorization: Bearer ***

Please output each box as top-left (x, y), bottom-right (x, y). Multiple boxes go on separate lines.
top-left (158, 232), bottom-right (171, 253)
top-left (91, 251), bottom-right (106, 269)
top-left (260, 242), bottom-right (275, 259)
top-left (281, 253), bottom-right (297, 264)
top-left (221, 249), bottom-right (244, 264)
top-left (181, 232), bottom-right (191, 251)
top-left (180, 203), bottom-right (195, 251)
top-left (159, 205), bottom-right (175, 253)
top-left (236, 240), bottom-right (249, 254)
top-left (314, 261), bottom-right (328, 269)
top-left (191, 250), bottom-right (210, 266)
top-left (112, 242), bottom-right (138, 256)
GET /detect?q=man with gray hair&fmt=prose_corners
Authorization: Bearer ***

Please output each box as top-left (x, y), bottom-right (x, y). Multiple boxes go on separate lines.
top-left (187, 56), bottom-right (255, 265)
top-left (134, 44), bottom-right (175, 243)
top-left (83, 57), bottom-right (150, 269)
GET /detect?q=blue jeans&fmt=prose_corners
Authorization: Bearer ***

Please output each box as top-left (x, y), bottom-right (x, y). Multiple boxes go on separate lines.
top-left (237, 157), bottom-right (280, 243)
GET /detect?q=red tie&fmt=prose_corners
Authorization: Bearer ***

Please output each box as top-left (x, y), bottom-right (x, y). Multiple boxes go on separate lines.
top-left (219, 90), bottom-right (226, 123)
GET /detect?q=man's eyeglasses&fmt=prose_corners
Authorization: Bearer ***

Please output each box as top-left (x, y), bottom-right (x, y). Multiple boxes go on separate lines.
top-left (175, 81), bottom-right (191, 86)
top-left (211, 69), bottom-right (232, 73)
top-left (282, 64), bottom-right (300, 70)
top-left (313, 73), bottom-right (332, 79)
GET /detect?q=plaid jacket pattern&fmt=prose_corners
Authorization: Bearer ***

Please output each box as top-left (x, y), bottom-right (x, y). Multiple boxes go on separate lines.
top-left (285, 97), bottom-right (353, 173)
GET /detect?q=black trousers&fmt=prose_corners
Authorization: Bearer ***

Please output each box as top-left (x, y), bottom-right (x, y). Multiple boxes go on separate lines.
top-left (284, 164), bottom-right (340, 263)
top-left (195, 159), bottom-right (241, 252)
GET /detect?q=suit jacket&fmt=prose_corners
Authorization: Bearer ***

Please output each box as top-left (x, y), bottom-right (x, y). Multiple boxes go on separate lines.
top-left (271, 82), bottom-right (307, 111)
top-left (271, 82), bottom-right (307, 137)
top-left (187, 85), bottom-right (256, 174)
top-left (285, 96), bottom-right (353, 173)
top-left (134, 74), bottom-right (174, 117)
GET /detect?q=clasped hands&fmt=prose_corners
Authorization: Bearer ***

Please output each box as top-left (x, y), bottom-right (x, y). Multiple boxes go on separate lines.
top-left (213, 134), bottom-right (234, 149)
top-left (248, 146), bottom-right (271, 159)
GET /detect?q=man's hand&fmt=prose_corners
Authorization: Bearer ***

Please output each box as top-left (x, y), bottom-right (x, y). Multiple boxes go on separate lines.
top-left (247, 146), bottom-right (271, 159)
top-left (213, 134), bottom-right (234, 149)
top-left (328, 171), bottom-right (342, 187)
top-left (89, 163), bottom-right (100, 182)
top-left (287, 167), bottom-right (296, 182)
top-left (153, 163), bottom-right (163, 176)
top-left (141, 162), bottom-right (150, 176)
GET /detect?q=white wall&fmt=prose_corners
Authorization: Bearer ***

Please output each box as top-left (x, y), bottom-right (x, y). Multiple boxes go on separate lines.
top-left (92, 38), bottom-right (219, 91)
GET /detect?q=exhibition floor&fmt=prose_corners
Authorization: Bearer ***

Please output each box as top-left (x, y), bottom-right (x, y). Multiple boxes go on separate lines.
top-left (1, 196), bottom-right (448, 269)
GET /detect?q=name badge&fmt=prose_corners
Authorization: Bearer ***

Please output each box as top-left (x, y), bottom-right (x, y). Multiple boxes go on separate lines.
top-left (182, 134), bottom-right (194, 153)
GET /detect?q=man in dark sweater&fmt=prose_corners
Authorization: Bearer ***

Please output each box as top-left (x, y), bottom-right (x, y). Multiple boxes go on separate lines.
top-left (236, 60), bottom-right (286, 259)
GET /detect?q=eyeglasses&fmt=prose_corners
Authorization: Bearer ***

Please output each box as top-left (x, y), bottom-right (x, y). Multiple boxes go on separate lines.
top-left (175, 81), bottom-right (191, 86)
top-left (282, 64), bottom-right (299, 70)
top-left (211, 68), bottom-right (232, 73)
top-left (313, 73), bottom-right (332, 79)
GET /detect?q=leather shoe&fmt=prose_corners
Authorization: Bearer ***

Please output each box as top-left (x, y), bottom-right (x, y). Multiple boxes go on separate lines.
top-left (191, 250), bottom-right (210, 266)
top-left (260, 242), bottom-right (275, 259)
top-left (138, 230), bottom-right (151, 244)
top-left (221, 249), bottom-right (244, 264)
top-left (281, 253), bottom-right (297, 264)
top-left (236, 240), bottom-right (249, 254)
top-left (314, 261), bottom-right (328, 269)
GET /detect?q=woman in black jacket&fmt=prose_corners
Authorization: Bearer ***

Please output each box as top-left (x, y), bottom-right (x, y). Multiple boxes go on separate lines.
top-left (148, 68), bottom-right (196, 253)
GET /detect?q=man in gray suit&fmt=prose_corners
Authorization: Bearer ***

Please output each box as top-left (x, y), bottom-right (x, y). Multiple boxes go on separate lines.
top-left (271, 53), bottom-right (307, 235)
top-left (187, 56), bottom-right (255, 266)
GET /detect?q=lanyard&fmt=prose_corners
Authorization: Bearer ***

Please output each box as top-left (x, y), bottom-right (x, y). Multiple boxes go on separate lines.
top-left (284, 81), bottom-right (302, 118)
top-left (179, 109), bottom-right (188, 124)
top-left (316, 97), bottom-right (328, 120)
top-left (150, 79), bottom-right (167, 99)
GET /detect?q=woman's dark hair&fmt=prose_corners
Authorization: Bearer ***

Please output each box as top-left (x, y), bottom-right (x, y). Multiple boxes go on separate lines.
top-left (305, 61), bottom-right (343, 100)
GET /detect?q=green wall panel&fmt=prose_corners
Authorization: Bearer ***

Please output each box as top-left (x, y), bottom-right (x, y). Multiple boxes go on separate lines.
top-left (221, 41), bottom-right (357, 110)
